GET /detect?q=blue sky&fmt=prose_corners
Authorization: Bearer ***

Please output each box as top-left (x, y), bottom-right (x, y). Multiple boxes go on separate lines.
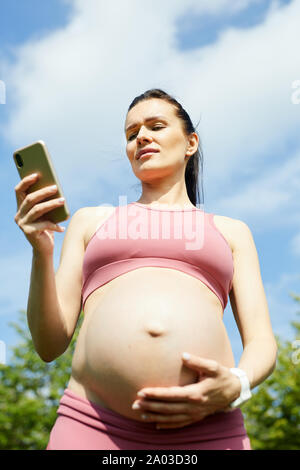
top-left (1, 0), bottom-right (300, 369)
top-left (0, 0), bottom-right (71, 50)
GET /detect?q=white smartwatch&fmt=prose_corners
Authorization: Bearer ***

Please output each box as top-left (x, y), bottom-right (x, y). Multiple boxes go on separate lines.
top-left (229, 368), bottom-right (252, 408)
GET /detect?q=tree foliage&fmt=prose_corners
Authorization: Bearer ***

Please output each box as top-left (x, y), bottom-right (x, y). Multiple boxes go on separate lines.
top-left (0, 309), bottom-right (83, 450)
top-left (241, 301), bottom-right (300, 450)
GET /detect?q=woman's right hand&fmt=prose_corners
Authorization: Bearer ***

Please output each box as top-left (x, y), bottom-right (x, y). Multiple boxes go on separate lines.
top-left (14, 173), bottom-right (66, 257)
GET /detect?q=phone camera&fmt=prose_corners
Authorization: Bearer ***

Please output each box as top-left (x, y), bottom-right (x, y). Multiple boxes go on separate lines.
top-left (15, 154), bottom-right (23, 168)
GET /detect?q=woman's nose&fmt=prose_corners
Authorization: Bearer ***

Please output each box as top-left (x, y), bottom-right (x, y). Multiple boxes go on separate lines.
top-left (137, 135), bottom-right (152, 146)
top-left (137, 127), bottom-right (152, 143)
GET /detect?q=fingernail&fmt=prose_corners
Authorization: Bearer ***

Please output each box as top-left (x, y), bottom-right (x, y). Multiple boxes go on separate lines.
top-left (58, 197), bottom-right (65, 203)
top-left (182, 352), bottom-right (190, 360)
top-left (132, 402), bottom-right (141, 409)
top-left (137, 391), bottom-right (146, 397)
top-left (30, 173), bottom-right (38, 179)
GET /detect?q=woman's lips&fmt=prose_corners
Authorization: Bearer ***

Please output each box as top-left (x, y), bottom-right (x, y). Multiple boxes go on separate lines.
top-left (138, 151), bottom-right (159, 160)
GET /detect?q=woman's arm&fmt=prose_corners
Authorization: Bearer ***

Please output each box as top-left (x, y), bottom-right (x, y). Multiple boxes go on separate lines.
top-left (27, 208), bottom-right (87, 362)
top-left (27, 251), bottom-right (70, 362)
top-left (236, 337), bottom-right (277, 389)
top-left (229, 218), bottom-right (278, 389)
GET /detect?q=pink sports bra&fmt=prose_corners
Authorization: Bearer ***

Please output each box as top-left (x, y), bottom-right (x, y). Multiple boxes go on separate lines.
top-left (81, 202), bottom-right (234, 312)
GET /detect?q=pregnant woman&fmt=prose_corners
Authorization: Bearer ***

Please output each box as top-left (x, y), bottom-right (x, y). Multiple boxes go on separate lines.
top-left (14, 88), bottom-right (277, 450)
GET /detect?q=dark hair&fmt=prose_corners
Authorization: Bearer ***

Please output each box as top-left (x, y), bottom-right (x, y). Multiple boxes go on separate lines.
top-left (127, 88), bottom-right (204, 207)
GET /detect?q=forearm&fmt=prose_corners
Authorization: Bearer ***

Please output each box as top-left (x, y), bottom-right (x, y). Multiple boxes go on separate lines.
top-left (27, 250), bottom-right (69, 362)
top-left (237, 336), bottom-right (278, 389)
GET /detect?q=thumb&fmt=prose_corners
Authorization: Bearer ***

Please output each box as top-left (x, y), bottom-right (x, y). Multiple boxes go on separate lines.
top-left (182, 353), bottom-right (220, 376)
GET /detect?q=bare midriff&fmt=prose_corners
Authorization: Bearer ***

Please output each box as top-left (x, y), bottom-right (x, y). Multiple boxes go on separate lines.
top-left (67, 210), bottom-right (236, 422)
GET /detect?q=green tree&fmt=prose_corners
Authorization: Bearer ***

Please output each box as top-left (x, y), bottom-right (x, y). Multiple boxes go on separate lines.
top-left (0, 309), bottom-right (83, 450)
top-left (242, 296), bottom-right (300, 450)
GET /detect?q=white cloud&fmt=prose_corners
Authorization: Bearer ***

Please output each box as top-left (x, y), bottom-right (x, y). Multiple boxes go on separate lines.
top-left (214, 149), bottom-right (300, 225)
top-left (1, 0), bottom-right (299, 220)
top-left (2, 0), bottom-right (300, 362)
top-left (63, 0), bottom-right (262, 21)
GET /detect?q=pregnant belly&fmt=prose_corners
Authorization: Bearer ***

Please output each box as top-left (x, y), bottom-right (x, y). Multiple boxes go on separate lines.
top-left (70, 268), bottom-right (235, 421)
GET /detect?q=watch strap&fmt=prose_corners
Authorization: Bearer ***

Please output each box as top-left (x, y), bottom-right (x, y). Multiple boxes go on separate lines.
top-left (229, 368), bottom-right (252, 408)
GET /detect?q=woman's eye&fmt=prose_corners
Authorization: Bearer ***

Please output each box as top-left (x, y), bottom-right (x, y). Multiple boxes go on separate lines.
top-left (128, 125), bottom-right (164, 141)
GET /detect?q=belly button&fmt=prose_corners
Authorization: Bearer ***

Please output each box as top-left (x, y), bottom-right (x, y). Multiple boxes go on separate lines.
top-left (145, 322), bottom-right (166, 337)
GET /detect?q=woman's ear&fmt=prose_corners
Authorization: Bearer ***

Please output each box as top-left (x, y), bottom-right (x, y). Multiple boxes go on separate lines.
top-left (184, 133), bottom-right (198, 159)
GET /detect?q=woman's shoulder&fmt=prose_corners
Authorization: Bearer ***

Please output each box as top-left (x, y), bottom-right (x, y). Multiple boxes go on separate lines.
top-left (78, 204), bottom-right (116, 219)
top-left (212, 213), bottom-right (251, 254)
top-left (79, 205), bottom-right (116, 248)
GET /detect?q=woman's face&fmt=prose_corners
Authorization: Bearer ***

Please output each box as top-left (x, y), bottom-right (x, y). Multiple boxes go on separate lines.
top-left (125, 98), bottom-right (195, 181)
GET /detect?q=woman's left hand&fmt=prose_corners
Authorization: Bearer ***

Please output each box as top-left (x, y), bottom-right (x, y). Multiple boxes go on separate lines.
top-left (132, 354), bottom-right (241, 429)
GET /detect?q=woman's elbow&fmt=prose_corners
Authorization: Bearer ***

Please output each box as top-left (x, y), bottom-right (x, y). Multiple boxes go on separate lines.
top-left (270, 339), bottom-right (278, 371)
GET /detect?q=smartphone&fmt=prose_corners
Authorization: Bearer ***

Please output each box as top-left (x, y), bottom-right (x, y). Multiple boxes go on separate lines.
top-left (13, 140), bottom-right (70, 223)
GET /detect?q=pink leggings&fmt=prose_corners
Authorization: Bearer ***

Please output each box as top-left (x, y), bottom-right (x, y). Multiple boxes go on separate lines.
top-left (46, 388), bottom-right (252, 450)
